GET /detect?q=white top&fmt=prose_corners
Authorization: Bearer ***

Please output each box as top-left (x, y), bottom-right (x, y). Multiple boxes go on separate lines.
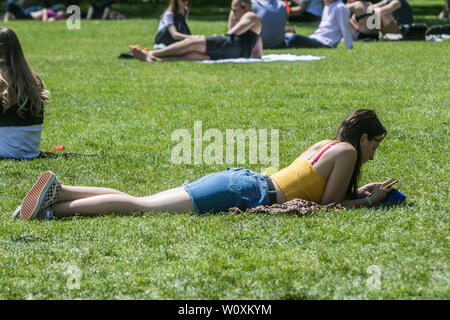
top-left (157, 10), bottom-right (174, 32)
top-left (0, 124), bottom-right (42, 159)
top-left (309, 0), bottom-right (354, 49)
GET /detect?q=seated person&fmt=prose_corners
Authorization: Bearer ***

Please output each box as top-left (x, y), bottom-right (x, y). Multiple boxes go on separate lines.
top-left (285, 0), bottom-right (353, 49)
top-left (347, 0), bottom-right (380, 40)
top-left (87, 0), bottom-right (116, 20)
top-left (154, 0), bottom-right (191, 49)
top-left (369, 0), bottom-right (413, 34)
top-left (131, 0), bottom-right (262, 62)
top-left (229, 0), bottom-right (286, 49)
top-left (288, 0), bottom-right (324, 22)
top-left (0, 27), bottom-right (50, 160)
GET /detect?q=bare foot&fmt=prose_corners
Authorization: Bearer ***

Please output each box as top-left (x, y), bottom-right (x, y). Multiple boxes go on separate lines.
top-left (129, 45), bottom-right (153, 62)
top-left (146, 51), bottom-right (162, 62)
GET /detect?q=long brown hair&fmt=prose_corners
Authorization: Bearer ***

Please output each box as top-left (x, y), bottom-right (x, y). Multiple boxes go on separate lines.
top-left (0, 27), bottom-right (50, 117)
top-left (168, 0), bottom-right (189, 18)
top-left (335, 109), bottom-right (387, 198)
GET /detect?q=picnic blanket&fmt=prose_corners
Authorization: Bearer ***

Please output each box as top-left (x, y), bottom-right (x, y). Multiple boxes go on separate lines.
top-left (200, 54), bottom-right (325, 64)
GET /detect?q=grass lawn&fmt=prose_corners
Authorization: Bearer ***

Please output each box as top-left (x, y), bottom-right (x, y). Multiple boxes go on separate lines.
top-left (0, 0), bottom-right (449, 299)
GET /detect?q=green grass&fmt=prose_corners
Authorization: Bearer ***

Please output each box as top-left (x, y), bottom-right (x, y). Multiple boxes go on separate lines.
top-left (0, 1), bottom-right (449, 299)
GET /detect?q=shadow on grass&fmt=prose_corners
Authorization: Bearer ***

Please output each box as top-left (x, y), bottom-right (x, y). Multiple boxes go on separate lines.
top-left (0, 152), bottom-right (100, 161)
top-left (38, 152), bottom-right (101, 159)
top-left (29, 200), bottom-right (412, 222)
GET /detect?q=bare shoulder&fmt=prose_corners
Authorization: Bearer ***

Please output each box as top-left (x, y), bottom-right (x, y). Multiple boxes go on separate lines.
top-left (244, 11), bottom-right (262, 32)
top-left (244, 11), bottom-right (261, 23)
top-left (333, 142), bottom-right (357, 161)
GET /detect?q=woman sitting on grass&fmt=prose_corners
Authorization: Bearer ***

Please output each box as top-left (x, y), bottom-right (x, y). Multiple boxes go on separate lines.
top-left (370, 0), bottom-right (414, 34)
top-left (347, 0), bottom-right (380, 41)
top-left (0, 27), bottom-right (50, 160)
top-left (154, 0), bottom-right (192, 49)
top-left (14, 109), bottom-right (390, 220)
top-left (130, 0), bottom-right (263, 62)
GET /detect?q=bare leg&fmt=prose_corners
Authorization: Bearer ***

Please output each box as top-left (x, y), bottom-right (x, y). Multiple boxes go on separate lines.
top-left (3, 12), bottom-right (12, 22)
top-left (102, 7), bottom-right (111, 20)
top-left (130, 36), bottom-right (207, 62)
top-left (289, 7), bottom-right (303, 15)
top-left (152, 52), bottom-right (210, 62)
top-left (57, 184), bottom-right (128, 202)
top-left (52, 187), bottom-right (195, 217)
top-left (438, 0), bottom-right (450, 19)
top-left (381, 14), bottom-right (399, 34)
top-left (86, 6), bottom-right (94, 20)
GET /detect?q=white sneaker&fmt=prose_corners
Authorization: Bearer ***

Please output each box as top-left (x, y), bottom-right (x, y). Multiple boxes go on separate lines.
top-left (12, 204), bottom-right (55, 220)
top-left (153, 43), bottom-right (166, 50)
top-left (12, 205), bottom-right (21, 219)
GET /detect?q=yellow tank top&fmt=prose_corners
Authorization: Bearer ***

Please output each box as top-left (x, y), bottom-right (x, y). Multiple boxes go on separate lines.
top-left (271, 141), bottom-right (340, 203)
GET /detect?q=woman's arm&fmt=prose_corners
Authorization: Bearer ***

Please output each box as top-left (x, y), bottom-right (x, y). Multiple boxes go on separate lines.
top-left (342, 185), bottom-right (389, 207)
top-left (228, 10), bottom-right (236, 29)
top-left (336, 6), bottom-right (354, 49)
top-left (320, 147), bottom-right (357, 205)
top-left (291, 1), bottom-right (309, 14)
top-left (42, 9), bottom-right (48, 22)
top-left (377, 0), bottom-right (402, 16)
top-left (357, 182), bottom-right (382, 197)
top-left (370, 0), bottom-right (388, 9)
top-left (320, 145), bottom-right (390, 207)
top-left (167, 24), bottom-right (191, 41)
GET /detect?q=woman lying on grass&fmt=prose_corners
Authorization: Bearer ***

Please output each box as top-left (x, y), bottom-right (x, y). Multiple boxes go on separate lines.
top-left (14, 109), bottom-right (390, 220)
top-left (0, 27), bottom-right (51, 159)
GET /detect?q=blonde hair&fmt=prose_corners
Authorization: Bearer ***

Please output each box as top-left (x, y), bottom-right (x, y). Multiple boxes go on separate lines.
top-left (0, 27), bottom-right (50, 117)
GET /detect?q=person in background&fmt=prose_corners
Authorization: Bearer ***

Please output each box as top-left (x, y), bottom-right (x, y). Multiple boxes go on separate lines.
top-left (3, 0), bottom-right (65, 21)
top-left (288, 0), bottom-right (324, 22)
top-left (154, 0), bottom-right (191, 49)
top-left (87, 0), bottom-right (116, 20)
top-left (228, 0), bottom-right (286, 49)
top-left (347, 0), bottom-right (380, 41)
top-left (0, 27), bottom-right (50, 160)
top-left (438, 0), bottom-right (449, 20)
top-left (130, 0), bottom-right (262, 62)
top-left (285, 0), bottom-right (353, 49)
top-left (368, 0), bottom-right (413, 34)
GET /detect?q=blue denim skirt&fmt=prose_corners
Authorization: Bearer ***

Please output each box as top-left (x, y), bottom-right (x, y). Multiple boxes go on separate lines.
top-left (183, 168), bottom-right (270, 214)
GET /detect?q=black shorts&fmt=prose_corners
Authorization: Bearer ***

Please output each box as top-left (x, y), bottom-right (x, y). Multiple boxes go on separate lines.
top-left (205, 35), bottom-right (244, 60)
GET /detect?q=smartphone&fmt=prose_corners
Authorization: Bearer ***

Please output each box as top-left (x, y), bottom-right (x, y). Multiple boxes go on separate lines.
top-left (382, 178), bottom-right (398, 189)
